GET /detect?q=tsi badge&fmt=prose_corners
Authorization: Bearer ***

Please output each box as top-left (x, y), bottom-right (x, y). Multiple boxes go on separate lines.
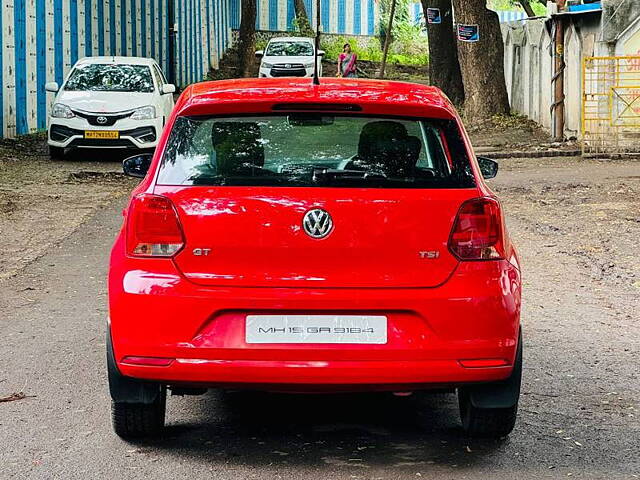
top-left (419, 250), bottom-right (440, 259)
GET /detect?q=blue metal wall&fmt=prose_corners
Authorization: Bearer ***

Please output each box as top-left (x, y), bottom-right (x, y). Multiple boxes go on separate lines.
top-left (230, 0), bottom-right (378, 35)
top-left (1, 0), bottom-right (233, 138)
top-left (496, 10), bottom-right (527, 23)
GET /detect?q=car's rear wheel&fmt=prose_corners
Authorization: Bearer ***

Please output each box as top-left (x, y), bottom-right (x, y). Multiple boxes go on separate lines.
top-left (111, 389), bottom-right (166, 439)
top-left (107, 330), bottom-right (167, 438)
top-left (458, 389), bottom-right (518, 438)
top-left (458, 331), bottom-right (522, 438)
top-left (49, 146), bottom-right (65, 160)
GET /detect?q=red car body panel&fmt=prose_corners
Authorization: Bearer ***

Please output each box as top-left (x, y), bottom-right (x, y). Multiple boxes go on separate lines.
top-left (108, 78), bottom-right (522, 392)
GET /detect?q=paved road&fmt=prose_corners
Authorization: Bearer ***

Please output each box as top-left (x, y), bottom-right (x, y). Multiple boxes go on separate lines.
top-left (1, 158), bottom-right (638, 479)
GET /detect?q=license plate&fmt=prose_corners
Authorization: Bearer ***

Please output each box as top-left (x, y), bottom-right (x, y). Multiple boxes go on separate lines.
top-left (246, 315), bottom-right (388, 344)
top-left (84, 130), bottom-right (119, 139)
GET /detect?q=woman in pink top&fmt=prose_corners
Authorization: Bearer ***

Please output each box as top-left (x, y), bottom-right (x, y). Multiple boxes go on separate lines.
top-left (337, 43), bottom-right (358, 78)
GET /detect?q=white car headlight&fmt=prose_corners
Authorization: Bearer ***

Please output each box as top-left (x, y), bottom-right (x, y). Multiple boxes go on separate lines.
top-left (304, 61), bottom-right (315, 68)
top-left (130, 105), bottom-right (157, 120)
top-left (262, 62), bottom-right (274, 69)
top-left (51, 103), bottom-right (75, 119)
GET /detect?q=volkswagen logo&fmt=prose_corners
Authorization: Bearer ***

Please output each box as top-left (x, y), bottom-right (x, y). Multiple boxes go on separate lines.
top-left (96, 116), bottom-right (108, 125)
top-left (303, 209), bottom-right (333, 239)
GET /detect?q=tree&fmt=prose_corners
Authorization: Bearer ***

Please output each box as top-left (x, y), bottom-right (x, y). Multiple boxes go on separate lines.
top-left (379, 0), bottom-right (397, 78)
top-left (420, 0), bottom-right (464, 105)
top-left (450, 0), bottom-right (510, 123)
top-left (238, 0), bottom-right (257, 77)
top-left (488, 0), bottom-right (547, 16)
top-left (294, 0), bottom-right (314, 36)
top-left (518, 0), bottom-right (536, 17)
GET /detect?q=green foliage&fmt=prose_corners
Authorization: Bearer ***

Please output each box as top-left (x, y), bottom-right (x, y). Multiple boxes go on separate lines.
top-left (291, 16), bottom-right (314, 37)
top-left (257, 0), bottom-right (430, 67)
top-left (488, 0), bottom-right (547, 15)
top-left (320, 35), bottom-right (429, 66)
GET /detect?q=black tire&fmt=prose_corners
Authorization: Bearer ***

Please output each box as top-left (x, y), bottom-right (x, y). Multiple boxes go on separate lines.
top-left (107, 330), bottom-right (167, 438)
top-left (49, 146), bottom-right (65, 160)
top-left (458, 389), bottom-right (518, 438)
top-left (111, 388), bottom-right (166, 439)
top-left (458, 332), bottom-right (522, 438)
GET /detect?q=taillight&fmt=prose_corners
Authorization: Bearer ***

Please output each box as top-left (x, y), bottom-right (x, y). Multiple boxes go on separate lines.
top-left (126, 194), bottom-right (184, 257)
top-left (448, 197), bottom-right (505, 260)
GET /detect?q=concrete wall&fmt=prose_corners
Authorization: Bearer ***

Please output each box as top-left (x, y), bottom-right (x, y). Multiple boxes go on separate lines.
top-left (232, 29), bottom-right (377, 48)
top-left (502, 11), bottom-right (605, 138)
top-left (1, 0), bottom-right (233, 138)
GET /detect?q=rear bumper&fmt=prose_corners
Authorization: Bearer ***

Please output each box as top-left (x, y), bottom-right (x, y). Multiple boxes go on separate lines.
top-left (118, 358), bottom-right (514, 391)
top-left (108, 239), bottom-right (521, 390)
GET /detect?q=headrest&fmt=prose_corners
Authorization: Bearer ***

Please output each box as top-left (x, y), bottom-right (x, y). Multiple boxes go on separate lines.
top-left (354, 121), bottom-right (421, 175)
top-left (357, 121), bottom-right (409, 158)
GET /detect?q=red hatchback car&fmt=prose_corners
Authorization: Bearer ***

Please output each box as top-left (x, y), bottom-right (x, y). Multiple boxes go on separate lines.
top-left (108, 78), bottom-right (522, 439)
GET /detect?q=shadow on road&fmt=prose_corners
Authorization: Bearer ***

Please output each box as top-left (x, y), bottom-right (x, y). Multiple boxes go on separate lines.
top-left (133, 390), bottom-right (509, 470)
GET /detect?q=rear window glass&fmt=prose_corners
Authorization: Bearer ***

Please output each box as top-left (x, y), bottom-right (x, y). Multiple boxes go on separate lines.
top-left (157, 115), bottom-right (475, 189)
top-left (64, 64), bottom-right (154, 93)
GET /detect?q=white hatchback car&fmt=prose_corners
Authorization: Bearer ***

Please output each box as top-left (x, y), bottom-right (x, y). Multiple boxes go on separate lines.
top-left (256, 37), bottom-right (324, 78)
top-left (45, 56), bottom-right (175, 159)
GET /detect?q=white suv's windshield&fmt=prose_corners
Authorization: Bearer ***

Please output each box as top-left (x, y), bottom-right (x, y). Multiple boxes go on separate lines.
top-left (157, 114), bottom-right (474, 188)
top-left (265, 42), bottom-right (314, 56)
top-left (64, 64), bottom-right (154, 93)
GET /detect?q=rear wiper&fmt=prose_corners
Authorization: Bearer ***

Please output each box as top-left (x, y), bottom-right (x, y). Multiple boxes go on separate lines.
top-left (190, 175), bottom-right (304, 186)
top-left (311, 168), bottom-right (388, 184)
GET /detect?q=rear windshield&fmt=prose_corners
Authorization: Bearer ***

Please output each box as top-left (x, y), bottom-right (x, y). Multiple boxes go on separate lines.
top-left (266, 42), bottom-right (314, 56)
top-left (64, 64), bottom-right (154, 93)
top-left (157, 115), bottom-right (475, 189)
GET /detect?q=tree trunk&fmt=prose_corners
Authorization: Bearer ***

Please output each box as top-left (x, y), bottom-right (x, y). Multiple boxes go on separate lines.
top-left (294, 0), bottom-right (314, 36)
top-left (450, 0), bottom-right (510, 123)
top-left (421, 0), bottom-right (464, 105)
top-left (238, 0), bottom-right (257, 77)
top-left (379, 0), bottom-right (397, 78)
top-left (518, 0), bottom-right (536, 17)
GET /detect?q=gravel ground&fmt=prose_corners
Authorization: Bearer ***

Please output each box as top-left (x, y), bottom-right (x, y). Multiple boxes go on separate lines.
top-left (0, 138), bottom-right (638, 479)
top-left (0, 134), bottom-right (137, 281)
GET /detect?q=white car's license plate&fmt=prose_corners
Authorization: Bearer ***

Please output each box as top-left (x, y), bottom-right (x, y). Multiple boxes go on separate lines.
top-left (246, 315), bottom-right (388, 344)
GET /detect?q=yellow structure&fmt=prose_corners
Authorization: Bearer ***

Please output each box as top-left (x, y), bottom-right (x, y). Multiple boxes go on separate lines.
top-left (582, 56), bottom-right (640, 157)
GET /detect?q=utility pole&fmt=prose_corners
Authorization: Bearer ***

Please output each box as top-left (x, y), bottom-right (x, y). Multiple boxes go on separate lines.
top-left (379, 0), bottom-right (397, 79)
top-left (168, 0), bottom-right (176, 85)
top-left (552, 14), bottom-right (565, 141)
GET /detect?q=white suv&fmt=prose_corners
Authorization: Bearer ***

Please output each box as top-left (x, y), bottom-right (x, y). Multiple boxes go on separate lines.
top-left (256, 37), bottom-right (324, 78)
top-left (45, 56), bottom-right (175, 159)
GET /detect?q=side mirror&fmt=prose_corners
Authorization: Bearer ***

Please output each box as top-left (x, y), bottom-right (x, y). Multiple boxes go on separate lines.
top-left (161, 84), bottom-right (176, 95)
top-left (318, 50), bottom-right (326, 57)
top-left (255, 50), bottom-right (264, 58)
top-left (123, 153), bottom-right (153, 178)
top-left (477, 156), bottom-right (499, 179)
top-left (45, 82), bottom-right (59, 93)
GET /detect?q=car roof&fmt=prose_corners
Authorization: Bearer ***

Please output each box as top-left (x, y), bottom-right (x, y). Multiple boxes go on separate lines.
top-left (177, 78), bottom-right (457, 119)
top-left (267, 37), bottom-right (314, 43)
top-left (74, 56), bottom-right (158, 66)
